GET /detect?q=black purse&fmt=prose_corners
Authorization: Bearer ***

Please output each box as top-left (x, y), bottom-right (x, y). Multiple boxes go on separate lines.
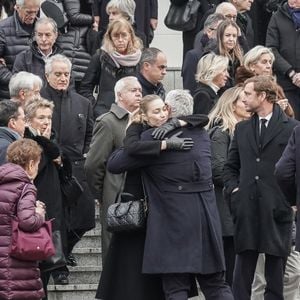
top-left (164, 0), bottom-right (201, 32)
top-left (106, 175), bottom-right (148, 233)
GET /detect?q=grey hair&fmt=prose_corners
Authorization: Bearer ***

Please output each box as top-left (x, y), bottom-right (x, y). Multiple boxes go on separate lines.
top-left (243, 46), bottom-right (275, 70)
top-left (215, 2), bottom-right (237, 15)
top-left (204, 13), bottom-right (225, 30)
top-left (45, 54), bottom-right (72, 75)
top-left (9, 72), bottom-right (43, 98)
top-left (24, 97), bottom-right (54, 121)
top-left (106, 0), bottom-right (136, 24)
top-left (195, 53), bottom-right (229, 84)
top-left (139, 47), bottom-right (162, 69)
top-left (165, 89), bottom-right (193, 117)
top-left (16, 0), bottom-right (41, 7)
top-left (114, 76), bottom-right (139, 102)
top-left (35, 17), bottom-right (58, 34)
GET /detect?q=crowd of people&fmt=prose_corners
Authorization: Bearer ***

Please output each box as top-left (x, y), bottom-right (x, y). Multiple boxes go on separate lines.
top-left (0, 0), bottom-right (300, 300)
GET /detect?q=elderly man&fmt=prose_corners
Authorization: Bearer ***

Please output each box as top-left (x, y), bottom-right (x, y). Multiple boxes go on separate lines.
top-left (138, 47), bottom-right (167, 100)
top-left (106, 89), bottom-right (233, 300)
top-left (41, 54), bottom-right (94, 285)
top-left (0, 0), bottom-right (40, 99)
top-left (9, 71), bottom-right (42, 105)
top-left (84, 76), bottom-right (142, 262)
top-left (183, 13), bottom-right (225, 95)
top-left (223, 75), bottom-right (299, 300)
top-left (13, 17), bottom-right (61, 83)
top-left (0, 100), bottom-right (25, 165)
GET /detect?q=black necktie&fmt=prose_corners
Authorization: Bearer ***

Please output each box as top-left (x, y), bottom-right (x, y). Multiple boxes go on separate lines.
top-left (260, 118), bottom-right (267, 148)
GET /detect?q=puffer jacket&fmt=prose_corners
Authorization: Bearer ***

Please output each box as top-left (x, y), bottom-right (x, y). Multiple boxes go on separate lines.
top-left (0, 163), bottom-right (45, 300)
top-left (12, 41), bottom-right (63, 84)
top-left (0, 11), bottom-right (34, 99)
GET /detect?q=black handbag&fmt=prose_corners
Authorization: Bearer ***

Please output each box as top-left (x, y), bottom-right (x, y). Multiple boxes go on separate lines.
top-left (164, 0), bottom-right (201, 32)
top-left (39, 230), bottom-right (66, 273)
top-left (107, 193), bottom-right (147, 233)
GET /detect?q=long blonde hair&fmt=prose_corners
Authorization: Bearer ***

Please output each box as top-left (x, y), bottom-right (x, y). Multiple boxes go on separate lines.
top-left (207, 86), bottom-right (244, 136)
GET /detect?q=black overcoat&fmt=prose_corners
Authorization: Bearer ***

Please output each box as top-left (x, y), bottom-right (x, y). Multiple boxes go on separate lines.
top-left (41, 84), bottom-right (95, 231)
top-left (107, 126), bottom-right (225, 275)
top-left (275, 125), bottom-right (300, 251)
top-left (223, 104), bottom-right (299, 257)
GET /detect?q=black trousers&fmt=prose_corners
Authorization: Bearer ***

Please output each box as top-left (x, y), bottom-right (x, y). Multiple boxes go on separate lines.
top-left (223, 236), bottom-right (236, 287)
top-left (232, 250), bottom-right (285, 300)
top-left (161, 272), bottom-right (234, 300)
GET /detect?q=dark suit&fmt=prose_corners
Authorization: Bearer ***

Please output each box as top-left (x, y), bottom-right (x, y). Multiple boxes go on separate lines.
top-left (107, 126), bottom-right (233, 300)
top-left (275, 125), bottom-right (300, 251)
top-left (223, 104), bottom-right (298, 300)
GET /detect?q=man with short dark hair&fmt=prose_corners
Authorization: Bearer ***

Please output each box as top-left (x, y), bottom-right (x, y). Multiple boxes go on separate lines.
top-left (138, 47), bottom-right (167, 99)
top-left (0, 0), bottom-right (41, 99)
top-left (0, 100), bottom-right (25, 165)
top-left (223, 75), bottom-right (299, 300)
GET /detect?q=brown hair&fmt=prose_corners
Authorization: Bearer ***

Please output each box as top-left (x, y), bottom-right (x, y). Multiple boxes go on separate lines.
top-left (102, 18), bottom-right (142, 54)
top-left (244, 75), bottom-right (278, 103)
top-left (217, 19), bottom-right (243, 64)
top-left (7, 139), bottom-right (42, 169)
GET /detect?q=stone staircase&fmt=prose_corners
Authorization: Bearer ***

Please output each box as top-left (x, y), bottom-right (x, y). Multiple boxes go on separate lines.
top-left (48, 203), bottom-right (101, 300)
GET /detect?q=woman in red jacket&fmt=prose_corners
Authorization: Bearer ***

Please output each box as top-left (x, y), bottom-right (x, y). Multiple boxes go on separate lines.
top-left (0, 138), bottom-right (46, 300)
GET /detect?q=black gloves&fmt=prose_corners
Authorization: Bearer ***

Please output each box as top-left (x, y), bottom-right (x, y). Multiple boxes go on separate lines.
top-left (166, 131), bottom-right (194, 151)
top-left (152, 118), bottom-right (181, 140)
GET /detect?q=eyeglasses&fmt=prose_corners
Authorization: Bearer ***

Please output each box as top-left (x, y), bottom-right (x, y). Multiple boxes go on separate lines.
top-left (209, 27), bottom-right (218, 31)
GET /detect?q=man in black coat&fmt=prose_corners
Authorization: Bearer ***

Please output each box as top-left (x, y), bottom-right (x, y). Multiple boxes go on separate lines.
top-left (13, 17), bottom-right (62, 85)
top-left (223, 75), bottom-right (299, 300)
top-left (0, 0), bottom-right (40, 99)
top-left (107, 90), bottom-right (234, 300)
top-left (137, 47), bottom-right (167, 100)
top-left (0, 101), bottom-right (24, 165)
top-left (41, 54), bottom-right (94, 285)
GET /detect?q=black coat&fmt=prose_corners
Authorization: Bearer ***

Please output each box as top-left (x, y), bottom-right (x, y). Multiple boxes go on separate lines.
top-left (107, 126), bottom-right (225, 274)
top-left (0, 127), bottom-right (19, 165)
top-left (193, 81), bottom-right (219, 115)
top-left (223, 104), bottom-right (299, 257)
top-left (79, 49), bottom-right (139, 117)
top-left (40, 84), bottom-right (95, 231)
top-left (275, 125), bottom-right (300, 251)
top-left (24, 128), bottom-right (63, 232)
top-left (12, 41), bottom-right (62, 84)
top-left (137, 72), bottom-right (166, 100)
top-left (209, 126), bottom-right (234, 237)
top-left (0, 12), bottom-right (34, 98)
top-left (266, 2), bottom-right (300, 92)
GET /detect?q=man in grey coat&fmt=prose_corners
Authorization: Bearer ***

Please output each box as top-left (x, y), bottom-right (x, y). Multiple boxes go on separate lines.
top-left (84, 76), bottom-right (142, 262)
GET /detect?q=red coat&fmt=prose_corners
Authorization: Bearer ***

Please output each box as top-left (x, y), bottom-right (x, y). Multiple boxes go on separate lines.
top-left (0, 163), bottom-right (45, 300)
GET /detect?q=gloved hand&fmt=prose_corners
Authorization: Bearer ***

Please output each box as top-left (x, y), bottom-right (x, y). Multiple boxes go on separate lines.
top-left (165, 131), bottom-right (194, 151)
top-left (152, 118), bottom-right (181, 140)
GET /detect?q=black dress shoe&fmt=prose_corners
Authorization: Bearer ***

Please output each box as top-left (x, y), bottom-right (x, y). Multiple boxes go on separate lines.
top-left (66, 253), bottom-right (77, 267)
top-left (53, 274), bottom-right (69, 285)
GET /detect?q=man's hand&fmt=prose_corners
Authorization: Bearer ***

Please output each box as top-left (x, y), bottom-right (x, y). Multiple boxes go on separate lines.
top-left (165, 131), bottom-right (194, 151)
top-left (152, 118), bottom-right (181, 140)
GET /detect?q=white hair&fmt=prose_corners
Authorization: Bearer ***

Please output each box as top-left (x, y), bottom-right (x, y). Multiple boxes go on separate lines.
top-left (114, 76), bottom-right (139, 102)
top-left (106, 0), bottom-right (136, 24)
top-left (45, 54), bottom-right (72, 75)
top-left (165, 89), bottom-right (193, 117)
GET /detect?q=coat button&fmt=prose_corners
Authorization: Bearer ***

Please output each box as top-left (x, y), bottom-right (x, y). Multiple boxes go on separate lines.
top-left (255, 176), bottom-right (259, 180)
top-left (178, 186), bottom-right (183, 190)
top-left (256, 158), bottom-right (260, 162)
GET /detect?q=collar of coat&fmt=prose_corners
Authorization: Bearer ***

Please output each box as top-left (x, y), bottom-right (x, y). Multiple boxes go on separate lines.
top-left (110, 103), bottom-right (129, 120)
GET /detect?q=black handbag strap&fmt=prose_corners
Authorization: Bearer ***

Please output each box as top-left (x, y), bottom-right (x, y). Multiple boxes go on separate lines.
top-left (114, 172), bottom-right (127, 204)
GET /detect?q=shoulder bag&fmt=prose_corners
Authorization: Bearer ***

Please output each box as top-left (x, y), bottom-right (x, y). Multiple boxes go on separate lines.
top-left (10, 185), bottom-right (55, 261)
top-left (106, 174), bottom-right (148, 233)
top-left (164, 0), bottom-right (201, 32)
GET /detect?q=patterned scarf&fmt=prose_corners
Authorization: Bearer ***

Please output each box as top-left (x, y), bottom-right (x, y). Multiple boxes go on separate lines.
top-left (288, 4), bottom-right (300, 30)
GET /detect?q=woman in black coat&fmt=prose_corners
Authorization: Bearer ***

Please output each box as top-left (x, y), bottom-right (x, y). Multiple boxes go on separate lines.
top-left (193, 53), bottom-right (229, 115)
top-left (79, 18), bottom-right (142, 118)
top-left (207, 86), bottom-right (250, 286)
top-left (24, 98), bottom-right (65, 299)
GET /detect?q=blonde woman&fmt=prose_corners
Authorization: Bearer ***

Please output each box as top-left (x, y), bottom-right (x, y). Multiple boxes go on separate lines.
top-left (194, 53), bottom-right (229, 115)
top-left (79, 18), bottom-right (142, 118)
top-left (207, 86), bottom-right (250, 286)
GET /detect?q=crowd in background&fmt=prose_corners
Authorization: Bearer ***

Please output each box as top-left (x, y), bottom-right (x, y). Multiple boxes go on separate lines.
top-left (0, 0), bottom-right (300, 300)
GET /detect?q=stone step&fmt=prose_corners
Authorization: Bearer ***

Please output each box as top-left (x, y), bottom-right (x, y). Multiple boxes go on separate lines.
top-left (72, 247), bottom-right (102, 266)
top-left (75, 229), bottom-right (101, 249)
top-left (48, 284), bottom-right (98, 300)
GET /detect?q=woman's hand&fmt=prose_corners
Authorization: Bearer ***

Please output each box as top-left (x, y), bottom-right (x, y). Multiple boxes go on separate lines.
top-left (277, 98), bottom-right (289, 111)
top-left (41, 123), bottom-right (51, 139)
top-left (35, 201), bottom-right (46, 218)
